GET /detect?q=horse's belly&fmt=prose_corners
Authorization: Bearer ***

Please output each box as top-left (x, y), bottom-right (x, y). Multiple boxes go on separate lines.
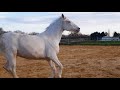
top-left (17, 44), bottom-right (45, 59)
top-left (17, 48), bottom-right (45, 59)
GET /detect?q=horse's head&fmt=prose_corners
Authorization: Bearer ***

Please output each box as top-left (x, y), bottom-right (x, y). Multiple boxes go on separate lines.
top-left (61, 14), bottom-right (80, 33)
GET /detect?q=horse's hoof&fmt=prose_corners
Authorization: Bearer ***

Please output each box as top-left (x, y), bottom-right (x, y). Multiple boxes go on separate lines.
top-left (14, 76), bottom-right (19, 78)
top-left (48, 76), bottom-right (54, 78)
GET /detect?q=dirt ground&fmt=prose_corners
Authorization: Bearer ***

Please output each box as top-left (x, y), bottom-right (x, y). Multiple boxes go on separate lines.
top-left (1, 45), bottom-right (120, 78)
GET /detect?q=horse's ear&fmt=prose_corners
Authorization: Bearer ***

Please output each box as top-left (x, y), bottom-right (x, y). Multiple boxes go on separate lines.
top-left (62, 14), bottom-right (65, 19)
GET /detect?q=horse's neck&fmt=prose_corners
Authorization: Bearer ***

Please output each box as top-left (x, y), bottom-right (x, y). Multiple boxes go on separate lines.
top-left (45, 29), bottom-right (63, 44)
top-left (42, 18), bottom-right (63, 45)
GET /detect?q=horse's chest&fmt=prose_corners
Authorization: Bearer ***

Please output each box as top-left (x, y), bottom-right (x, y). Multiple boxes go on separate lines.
top-left (46, 43), bottom-right (59, 54)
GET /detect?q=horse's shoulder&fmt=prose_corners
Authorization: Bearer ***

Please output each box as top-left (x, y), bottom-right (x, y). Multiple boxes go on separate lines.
top-left (44, 38), bottom-right (59, 53)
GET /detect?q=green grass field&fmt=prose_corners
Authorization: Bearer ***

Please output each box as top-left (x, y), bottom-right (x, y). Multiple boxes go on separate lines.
top-left (60, 41), bottom-right (120, 46)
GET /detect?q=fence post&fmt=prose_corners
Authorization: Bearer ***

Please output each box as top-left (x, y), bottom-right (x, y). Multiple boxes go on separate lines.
top-left (68, 38), bottom-right (70, 45)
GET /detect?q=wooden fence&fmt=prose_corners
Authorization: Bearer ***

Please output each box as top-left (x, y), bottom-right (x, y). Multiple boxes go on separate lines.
top-left (60, 38), bottom-right (89, 45)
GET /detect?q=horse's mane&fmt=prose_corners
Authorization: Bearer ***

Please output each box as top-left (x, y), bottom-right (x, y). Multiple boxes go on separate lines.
top-left (45, 17), bottom-right (62, 31)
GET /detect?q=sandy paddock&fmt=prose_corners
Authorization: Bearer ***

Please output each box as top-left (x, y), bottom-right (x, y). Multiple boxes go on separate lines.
top-left (0, 45), bottom-right (120, 78)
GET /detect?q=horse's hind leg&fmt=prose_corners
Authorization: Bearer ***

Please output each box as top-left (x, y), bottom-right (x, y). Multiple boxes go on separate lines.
top-left (4, 51), bottom-right (18, 78)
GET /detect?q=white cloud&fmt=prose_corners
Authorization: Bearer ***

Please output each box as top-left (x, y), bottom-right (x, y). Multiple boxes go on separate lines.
top-left (20, 15), bottom-right (57, 24)
top-left (1, 23), bottom-right (49, 33)
top-left (0, 16), bottom-right (6, 19)
top-left (0, 15), bottom-right (58, 24)
top-left (0, 12), bottom-right (9, 15)
top-left (0, 12), bottom-right (9, 19)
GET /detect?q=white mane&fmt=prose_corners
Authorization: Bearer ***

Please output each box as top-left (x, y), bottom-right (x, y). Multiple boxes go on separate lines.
top-left (41, 17), bottom-right (63, 44)
top-left (45, 17), bottom-right (62, 31)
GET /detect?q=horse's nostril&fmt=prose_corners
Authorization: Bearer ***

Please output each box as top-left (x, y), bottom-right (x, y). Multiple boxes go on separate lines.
top-left (78, 28), bottom-right (80, 30)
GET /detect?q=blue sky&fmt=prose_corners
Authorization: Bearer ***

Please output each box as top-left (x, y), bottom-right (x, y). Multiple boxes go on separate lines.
top-left (0, 12), bottom-right (120, 36)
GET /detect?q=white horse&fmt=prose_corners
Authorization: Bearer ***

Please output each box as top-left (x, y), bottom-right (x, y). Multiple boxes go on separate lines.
top-left (0, 14), bottom-right (80, 78)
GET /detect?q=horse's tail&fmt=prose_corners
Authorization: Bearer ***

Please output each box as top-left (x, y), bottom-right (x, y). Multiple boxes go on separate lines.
top-left (0, 34), bottom-right (5, 54)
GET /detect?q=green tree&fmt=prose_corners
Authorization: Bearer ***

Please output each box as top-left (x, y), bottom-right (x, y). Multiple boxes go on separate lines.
top-left (29, 32), bottom-right (39, 35)
top-left (14, 30), bottom-right (25, 34)
top-left (113, 32), bottom-right (119, 37)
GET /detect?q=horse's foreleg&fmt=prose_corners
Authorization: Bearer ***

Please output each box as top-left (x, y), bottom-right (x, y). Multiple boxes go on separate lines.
top-left (49, 53), bottom-right (63, 78)
top-left (48, 60), bottom-right (57, 78)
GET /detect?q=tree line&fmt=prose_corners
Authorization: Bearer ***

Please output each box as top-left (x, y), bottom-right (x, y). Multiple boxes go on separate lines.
top-left (90, 32), bottom-right (107, 40)
top-left (90, 31), bottom-right (120, 40)
top-left (0, 28), bottom-right (39, 35)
